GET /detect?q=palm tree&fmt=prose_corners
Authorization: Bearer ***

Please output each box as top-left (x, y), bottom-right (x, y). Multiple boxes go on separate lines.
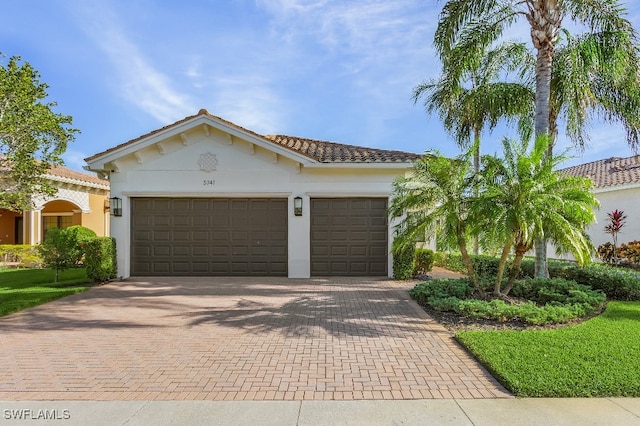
top-left (413, 41), bottom-right (534, 175)
top-left (389, 149), bottom-right (482, 292)
top-left (550, 29), bottom-right (640, 153)
top-left (435, 0), bottom-right (638, 278)
top-left (474, 136), bottom-right (598, 296)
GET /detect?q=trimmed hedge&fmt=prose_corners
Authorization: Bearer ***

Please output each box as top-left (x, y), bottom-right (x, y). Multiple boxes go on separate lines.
top-left (85, 237), bottom-right (117, 282)
top-left (434, 252), bottom-right (640, 300)
top-left (393, 245), bottom-right (415, 280)
top-left (413, 248), bottom-right (434, 276)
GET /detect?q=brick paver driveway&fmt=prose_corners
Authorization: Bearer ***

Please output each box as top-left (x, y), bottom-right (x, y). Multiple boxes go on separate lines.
top-left (0, 277), bottom-right (510, 401)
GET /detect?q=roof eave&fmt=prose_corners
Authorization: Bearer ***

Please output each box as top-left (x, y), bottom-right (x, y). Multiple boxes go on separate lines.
top-left (85, 114), bottom-right (318, 169)
top-left (303, 161), bottom-right (417, 169)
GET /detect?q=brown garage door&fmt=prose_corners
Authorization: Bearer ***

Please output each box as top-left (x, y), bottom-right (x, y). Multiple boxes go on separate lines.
top-left (131, 198), bottom-right (287, 276)
top-left (310, 198), bottom-right (388, 276)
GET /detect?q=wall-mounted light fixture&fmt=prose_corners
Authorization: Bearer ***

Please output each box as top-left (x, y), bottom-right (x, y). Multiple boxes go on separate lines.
top-left (109, 197), bottom-right (122, 217)
top-left (294, 196), bottom-right (303, 216)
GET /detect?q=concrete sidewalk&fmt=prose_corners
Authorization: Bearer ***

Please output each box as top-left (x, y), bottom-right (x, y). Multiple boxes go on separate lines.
top-left (1, 399), bottom-right (638, 425)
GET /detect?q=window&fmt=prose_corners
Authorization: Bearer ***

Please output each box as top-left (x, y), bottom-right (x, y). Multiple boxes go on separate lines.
top-left (43, 215), bottom-right (73, 239)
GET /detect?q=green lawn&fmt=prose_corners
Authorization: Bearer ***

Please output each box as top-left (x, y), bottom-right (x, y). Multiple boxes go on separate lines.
top-left (0, 268), bottom-right (90, 316)
top-left (457, 301), bottom-right (640, 397)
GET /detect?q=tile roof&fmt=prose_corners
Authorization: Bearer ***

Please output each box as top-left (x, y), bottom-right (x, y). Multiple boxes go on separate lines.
top-left (46, 164), bottom-right (109, 188)
top-left (0, 156), bottom-right (108, 188)
top-left (263, 135), bottom-right (421, 163)
top-left (561, 155), bottom-right (640, 189)
top-left (85, 109), bottom-right (421, 165)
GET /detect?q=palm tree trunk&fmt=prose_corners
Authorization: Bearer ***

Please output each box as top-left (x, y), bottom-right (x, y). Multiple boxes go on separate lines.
top-left (532, 21), bottom-right (556, 279)
top-left (472, 131), bottom-right (481, 255)
top-left (494, 242), bottom-right (512, 295)
top-left (504, 244), bottom-right (529, 296)
top-left (458, 235), bottom-right (481, 294)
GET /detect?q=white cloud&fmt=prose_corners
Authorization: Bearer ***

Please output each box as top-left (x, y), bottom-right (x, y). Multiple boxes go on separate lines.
top-left (62, 149), bottom-right (90, 171)
top-left (69, 2), bottom-right (195, 123)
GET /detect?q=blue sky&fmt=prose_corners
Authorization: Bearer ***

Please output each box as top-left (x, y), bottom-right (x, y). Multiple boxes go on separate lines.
top-left (3, 0), bottom-right (640, 171)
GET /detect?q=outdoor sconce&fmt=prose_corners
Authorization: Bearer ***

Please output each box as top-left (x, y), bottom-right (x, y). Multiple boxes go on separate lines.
top-left (110, 197), bottom-right (122, 217)
top-left (294, 196), bottom-right (303, 216)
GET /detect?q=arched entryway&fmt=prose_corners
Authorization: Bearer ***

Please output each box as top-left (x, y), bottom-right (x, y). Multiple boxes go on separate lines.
top-left (40, 200), bottom-right (82, 240)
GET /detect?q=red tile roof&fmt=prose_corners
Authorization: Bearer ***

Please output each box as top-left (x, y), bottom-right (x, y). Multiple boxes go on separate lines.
top-left (0, 156), bottom-right (108, 188)
top-left (85, 109), bottom-right (421, 164)
top-left (561, 155), bottom-right (640, 189)
top-left (46, 164), bottom-right (109, 187)
top-left (264, 135), bottom-right (421, 163)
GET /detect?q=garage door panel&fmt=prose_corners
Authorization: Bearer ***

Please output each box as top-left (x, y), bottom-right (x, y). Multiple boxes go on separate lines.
top-left (192, 246), bottom-right (209, 256)
top-left (154, 246), bottom-right (171, 256)
top-left (311, 198), bottom-right (388, 276)
top-left (173, 230), bottom-right (190, 241)
top-left (131, 198), bottom-right (287, 276)
top-left (153, 230), bottom-right (170, 241)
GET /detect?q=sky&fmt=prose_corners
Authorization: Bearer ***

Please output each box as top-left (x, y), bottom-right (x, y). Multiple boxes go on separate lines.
top-left (3, 0), bottom-right (640, 172)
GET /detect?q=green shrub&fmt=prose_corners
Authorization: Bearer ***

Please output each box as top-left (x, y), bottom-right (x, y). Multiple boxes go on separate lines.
top-left (64, 225), bottom-right (97, 266)
top-left (510, 277), bottom-right (605, 308)
top-left (432, 252), bottom-right (466, 273)
top-left (437, 252), bottom-right (640, 301)
top-left (0, 245), bottom-right (43, 268)
top-left (413, 248), bottom-right (434, 275)
top-left (409, 277), bottom-right (606, 325)
top-left (392, 243), bottom-right (415, 280)
top-left (84, 237), bottom-right (117, 282)
top-left (409, 278), bottom-right (475, 305)
top-left (37, 228), bottom-right (77, 282)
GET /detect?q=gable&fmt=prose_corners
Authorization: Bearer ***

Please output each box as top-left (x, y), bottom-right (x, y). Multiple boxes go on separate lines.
top-left (85, 109), bottom-right (420, 176)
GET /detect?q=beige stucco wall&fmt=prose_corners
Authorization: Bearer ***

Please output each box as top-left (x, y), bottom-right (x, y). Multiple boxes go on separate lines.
top-left (81, 193), bottom-right (109, 237)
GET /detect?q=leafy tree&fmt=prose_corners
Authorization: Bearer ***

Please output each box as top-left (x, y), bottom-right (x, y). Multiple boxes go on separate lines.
top-left (0, 55), bottom-right (78, 211)
top-left (475, 136), bottom-right (598, 295)
top-left (389, 149), bottom-right (481, 292)
top-left (434, 0), bottom-right (638, 278)
top-left (37, 228), bottom-right (77, 283)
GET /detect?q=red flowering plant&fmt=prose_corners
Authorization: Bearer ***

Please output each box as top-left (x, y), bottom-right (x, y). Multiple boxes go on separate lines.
top-left (603, 209), bottom-right (627, 262)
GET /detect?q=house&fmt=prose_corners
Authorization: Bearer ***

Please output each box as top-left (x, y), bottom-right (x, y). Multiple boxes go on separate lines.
top-left (561, 155), bottom-right (640, 250)
top-left (84, 109), bottom-right (421, 279)
top-left (0, 165), bottom-right (110, 245)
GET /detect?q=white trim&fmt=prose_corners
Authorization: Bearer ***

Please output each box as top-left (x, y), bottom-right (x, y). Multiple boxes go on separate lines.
top-left (306, 192), bottom-right (391, 197)
top-left (303, 162), bottom-right (415, 170)
top-left (122, 191), bottom-right (292, 198)
top-left (45, 174), bottom-right (110, 191)
top-left (593, 181), bottom-right (640, 193)
top-left (86, 115), bottom-right (317, 170)
top-left (41, 212), bottom-right (74, 217)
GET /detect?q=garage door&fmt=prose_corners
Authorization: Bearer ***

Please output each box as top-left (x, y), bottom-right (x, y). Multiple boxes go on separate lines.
top-left (131, 198), bottom-right (287, 276)
top-left (310, 198), bottom-right (388, 276)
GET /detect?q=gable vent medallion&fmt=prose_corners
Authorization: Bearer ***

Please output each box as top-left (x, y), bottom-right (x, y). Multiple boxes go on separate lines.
top-left (199, 152), bottom-right (218, 172)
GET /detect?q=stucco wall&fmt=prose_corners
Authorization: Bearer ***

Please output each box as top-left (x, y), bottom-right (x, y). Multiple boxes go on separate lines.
top-left (589, 186), bottom-right (640, 248)
top-left (106, 127), bottom-right (406, 278)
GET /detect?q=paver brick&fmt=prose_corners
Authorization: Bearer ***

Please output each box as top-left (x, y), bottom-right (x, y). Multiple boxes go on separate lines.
top-left (0, 275), bottom-right (510, 400)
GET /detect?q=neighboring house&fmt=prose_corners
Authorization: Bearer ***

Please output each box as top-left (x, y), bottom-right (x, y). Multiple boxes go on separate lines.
top-left (561, 154), bottom-right (640, 253)
top-left (85, 109), bottom-right (420, 279)
top-left (0, 165), bottom-right (110, 245)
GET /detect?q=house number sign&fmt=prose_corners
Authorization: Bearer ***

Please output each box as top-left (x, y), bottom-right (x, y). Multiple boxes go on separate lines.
top-left (203, 179), bottom-right (216, 186)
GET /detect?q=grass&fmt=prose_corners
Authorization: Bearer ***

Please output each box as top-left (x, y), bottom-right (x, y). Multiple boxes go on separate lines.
top-left (0, 267), bottom-right (90, 317)
top-left (457, 301), bottom-right (640, 397)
